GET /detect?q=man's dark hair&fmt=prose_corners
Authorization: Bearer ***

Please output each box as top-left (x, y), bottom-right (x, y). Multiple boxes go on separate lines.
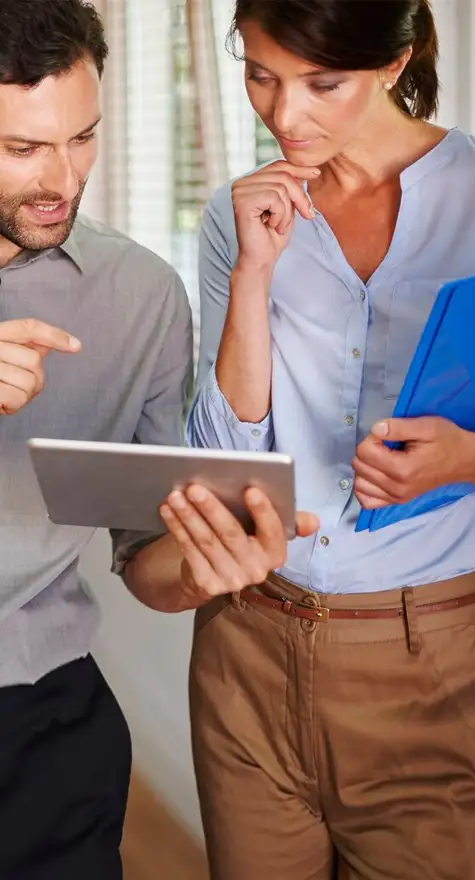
top-left (0, 0), bottom-right (109, 86)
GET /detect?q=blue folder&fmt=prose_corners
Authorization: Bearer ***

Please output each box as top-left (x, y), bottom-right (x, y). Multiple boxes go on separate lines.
top-left (356, 276), bottom-right (475, 533)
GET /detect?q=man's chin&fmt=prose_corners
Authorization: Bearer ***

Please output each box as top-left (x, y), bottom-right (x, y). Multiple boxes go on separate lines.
top-left (4, 219), bottom-right (74, 252)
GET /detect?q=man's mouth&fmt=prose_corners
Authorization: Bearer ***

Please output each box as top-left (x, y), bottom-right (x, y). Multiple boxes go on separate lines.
top-left (36, 204), bottom-right (61, 213)
top-left (22, 201), bottom-right (70, 225)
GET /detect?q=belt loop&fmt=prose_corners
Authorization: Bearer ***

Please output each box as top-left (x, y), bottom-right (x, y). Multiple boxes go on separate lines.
top-left (402, 588), bottom-right (421, 654)
top-left (231, 591), bottom-right (245, 611)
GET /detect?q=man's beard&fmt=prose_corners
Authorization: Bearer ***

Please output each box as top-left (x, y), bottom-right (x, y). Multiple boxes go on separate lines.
top-left (0, 181), bottom-right (86, 252)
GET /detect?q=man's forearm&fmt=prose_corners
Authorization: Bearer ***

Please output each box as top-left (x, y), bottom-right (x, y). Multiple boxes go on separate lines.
top-left (123, 533), bottom-right (193, 613)
top-left (215, 259), bottom-right (273, 423)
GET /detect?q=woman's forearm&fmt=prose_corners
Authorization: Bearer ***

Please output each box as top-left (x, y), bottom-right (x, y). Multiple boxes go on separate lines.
top-left (215, 259), bottom-right (273, 423)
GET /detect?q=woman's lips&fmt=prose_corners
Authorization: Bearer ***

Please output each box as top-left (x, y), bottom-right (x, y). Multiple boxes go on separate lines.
top-left (278, 135), bottom-right (317, 149)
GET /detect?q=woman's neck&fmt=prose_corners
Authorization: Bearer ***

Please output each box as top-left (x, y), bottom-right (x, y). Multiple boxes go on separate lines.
top-left (313, 108), bottom-right (447, 197)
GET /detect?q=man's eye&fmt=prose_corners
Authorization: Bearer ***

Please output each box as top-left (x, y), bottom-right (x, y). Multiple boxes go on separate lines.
top-left (74, 132), bottom-right (96, 145)
top-left (8, 146), bottom-right (35, 157)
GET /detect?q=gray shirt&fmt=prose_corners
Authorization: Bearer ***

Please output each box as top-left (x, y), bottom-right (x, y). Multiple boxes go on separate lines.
top-left (0, 215), bottom-right (192, 686)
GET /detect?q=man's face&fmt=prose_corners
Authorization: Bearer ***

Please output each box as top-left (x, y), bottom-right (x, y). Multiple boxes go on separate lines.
top-left (0, 58), bottom-right (101, 258)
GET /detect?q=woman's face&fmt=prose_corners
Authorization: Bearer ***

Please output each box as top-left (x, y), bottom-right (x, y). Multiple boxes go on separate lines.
top-left (240, 20), bottom-right (400, 166)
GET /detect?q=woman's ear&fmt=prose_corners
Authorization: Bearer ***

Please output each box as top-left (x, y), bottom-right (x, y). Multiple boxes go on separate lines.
top-left (383, 47), bottom-right (413, 84)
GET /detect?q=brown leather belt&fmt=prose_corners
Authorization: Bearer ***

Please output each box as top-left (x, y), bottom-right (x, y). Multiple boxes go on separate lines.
top-left (240, 585), bottom-right (475, 623)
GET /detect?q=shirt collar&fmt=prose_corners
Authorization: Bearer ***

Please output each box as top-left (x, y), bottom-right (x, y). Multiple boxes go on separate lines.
top-left (58, 225), bottom-right (84, 272)
top-left (4, 223), bottom-right (84, 273)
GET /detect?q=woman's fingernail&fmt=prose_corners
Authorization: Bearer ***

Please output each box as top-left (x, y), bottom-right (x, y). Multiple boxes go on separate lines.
top-left (187, 485), bottom-right (208, 503)
top-left (312, 169), bottom-right (321, 176)
top-left (69, 336), bottom-right (81, 351)
top-left (160, 505), bottom-right (172, 520)
top-left (372, 421), bottom-right (389, 437)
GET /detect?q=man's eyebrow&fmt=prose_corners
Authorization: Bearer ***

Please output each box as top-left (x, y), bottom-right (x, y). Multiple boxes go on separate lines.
top-left (244, 57), bottom-right (331, 78)
top-left (0, 115), bottom-right (103, 146)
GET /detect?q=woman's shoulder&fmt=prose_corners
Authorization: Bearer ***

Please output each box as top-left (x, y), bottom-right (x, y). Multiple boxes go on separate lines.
top-left (449, 127), bottom-right (475, 148)
top-left (443, 127), bottom-right (475, 165)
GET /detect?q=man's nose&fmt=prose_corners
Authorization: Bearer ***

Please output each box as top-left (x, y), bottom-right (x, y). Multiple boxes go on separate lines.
top-left (38, 150), bottom-right (79, 202)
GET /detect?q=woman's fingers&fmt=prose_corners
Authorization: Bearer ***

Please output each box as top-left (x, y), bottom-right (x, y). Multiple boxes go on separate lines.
top-left (355, 490), bottom-right (389, 510)
top-left (354, 476), bottom-right (393, 504)
top-left (233, 183), bottom-right (294, 232)
top-left (352, 456), bottom-right (402, 500)
top-left (237, 172), bottom-right (315, 221)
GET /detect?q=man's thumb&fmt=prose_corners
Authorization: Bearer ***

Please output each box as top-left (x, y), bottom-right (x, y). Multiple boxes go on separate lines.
top-left (295, 511), bottom-right (320, 538)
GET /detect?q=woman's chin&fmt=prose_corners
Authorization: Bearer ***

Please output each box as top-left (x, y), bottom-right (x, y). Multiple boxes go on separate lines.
top-left (279, 143), bottom-right (329, 168)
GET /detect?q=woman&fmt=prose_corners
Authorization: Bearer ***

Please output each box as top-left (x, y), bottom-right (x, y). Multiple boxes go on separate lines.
top-left (173, 1), bottom-right (475, 877)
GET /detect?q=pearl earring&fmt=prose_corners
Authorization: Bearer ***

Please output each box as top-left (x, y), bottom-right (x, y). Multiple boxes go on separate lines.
top-left (384, 82), bottom-right (392, 91)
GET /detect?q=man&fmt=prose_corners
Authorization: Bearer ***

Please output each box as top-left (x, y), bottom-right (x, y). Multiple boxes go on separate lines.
top-left (0, 1), bottom-right (191, 876)
top-left (1, 2), bottom-right (308, 876)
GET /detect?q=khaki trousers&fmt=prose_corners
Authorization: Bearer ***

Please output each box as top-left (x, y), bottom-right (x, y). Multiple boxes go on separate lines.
top-left (189, 572), bottom-right (475, 880)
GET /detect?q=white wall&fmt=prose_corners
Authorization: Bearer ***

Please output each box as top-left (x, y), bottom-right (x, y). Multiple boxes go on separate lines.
top-left (79, 0), bottom-right (472, 843)
top-left (80, 534), bottom-right (203, 839)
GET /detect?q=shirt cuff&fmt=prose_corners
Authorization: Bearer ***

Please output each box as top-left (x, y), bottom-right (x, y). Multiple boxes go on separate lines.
top-left (187, 363), bottom-right (273, 451)
top-left (110, 529), bottom-right (164, 576)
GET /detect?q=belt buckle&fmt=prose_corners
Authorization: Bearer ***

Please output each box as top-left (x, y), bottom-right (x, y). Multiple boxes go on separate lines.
top-left (315, 606), bottom-right (330, 623)
top-left (280, 597), bottom-right (330, 623)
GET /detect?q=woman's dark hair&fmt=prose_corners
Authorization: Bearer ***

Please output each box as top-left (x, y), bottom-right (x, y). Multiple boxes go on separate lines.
top-left (228, 0), bottom-right (439, 119)
top-left (0, 0), bottom-right (109, 87)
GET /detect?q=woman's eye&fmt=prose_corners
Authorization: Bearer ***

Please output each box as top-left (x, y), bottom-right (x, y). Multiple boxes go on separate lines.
top-left (246, 72), bottom-right (274, 86)
top-left (309, 82), bottom-right (340, 94)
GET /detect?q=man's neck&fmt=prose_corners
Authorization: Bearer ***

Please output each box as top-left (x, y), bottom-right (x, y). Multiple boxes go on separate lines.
top-left (0, 237), bottom-right (22, 269)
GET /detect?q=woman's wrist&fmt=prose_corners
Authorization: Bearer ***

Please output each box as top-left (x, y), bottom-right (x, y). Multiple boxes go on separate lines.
top-left (232, 256), bottom-right (275, 288)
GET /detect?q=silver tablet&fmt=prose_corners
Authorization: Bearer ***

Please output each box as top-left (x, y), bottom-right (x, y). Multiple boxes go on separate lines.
top-left (28, 438), bottom-right (296, 538)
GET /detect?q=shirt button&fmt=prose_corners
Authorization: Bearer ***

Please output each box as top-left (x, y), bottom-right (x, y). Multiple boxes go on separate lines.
top-left (360, 290), bottom-right (366, 302)
top-left (352, 348), bottom-right (361, 359)
top-left (344, 415), bottom-right (354, 426)
top-left (339, 478), bottom-right (351, 490)
top-left (251, 429), bottom-right (261, 438)
top-left (320, 536), bottom-right (330, 547)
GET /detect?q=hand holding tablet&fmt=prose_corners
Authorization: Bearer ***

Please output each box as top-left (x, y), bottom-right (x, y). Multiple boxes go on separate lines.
top-left (159, 482), bottom-right (319, 604)
top-left (28, 438), bottom-right (305, 538)
top-left (28, 439), bottom-right (319, 598)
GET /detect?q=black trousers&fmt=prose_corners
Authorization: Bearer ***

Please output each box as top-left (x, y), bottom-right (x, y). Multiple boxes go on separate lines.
top-left (0, 655), bottom-right (132, 880)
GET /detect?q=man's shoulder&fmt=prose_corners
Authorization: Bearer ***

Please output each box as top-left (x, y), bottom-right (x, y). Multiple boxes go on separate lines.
top-left (72, 215), bottom-right (179, 284)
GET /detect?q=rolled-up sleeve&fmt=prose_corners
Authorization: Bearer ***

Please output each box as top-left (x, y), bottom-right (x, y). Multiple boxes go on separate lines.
top-left (187, 363), bottom-right (273, 451)
top-left (111, 269), bottom-right (193, 575)
top-left (185, 185), bottom-right (274, 453)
